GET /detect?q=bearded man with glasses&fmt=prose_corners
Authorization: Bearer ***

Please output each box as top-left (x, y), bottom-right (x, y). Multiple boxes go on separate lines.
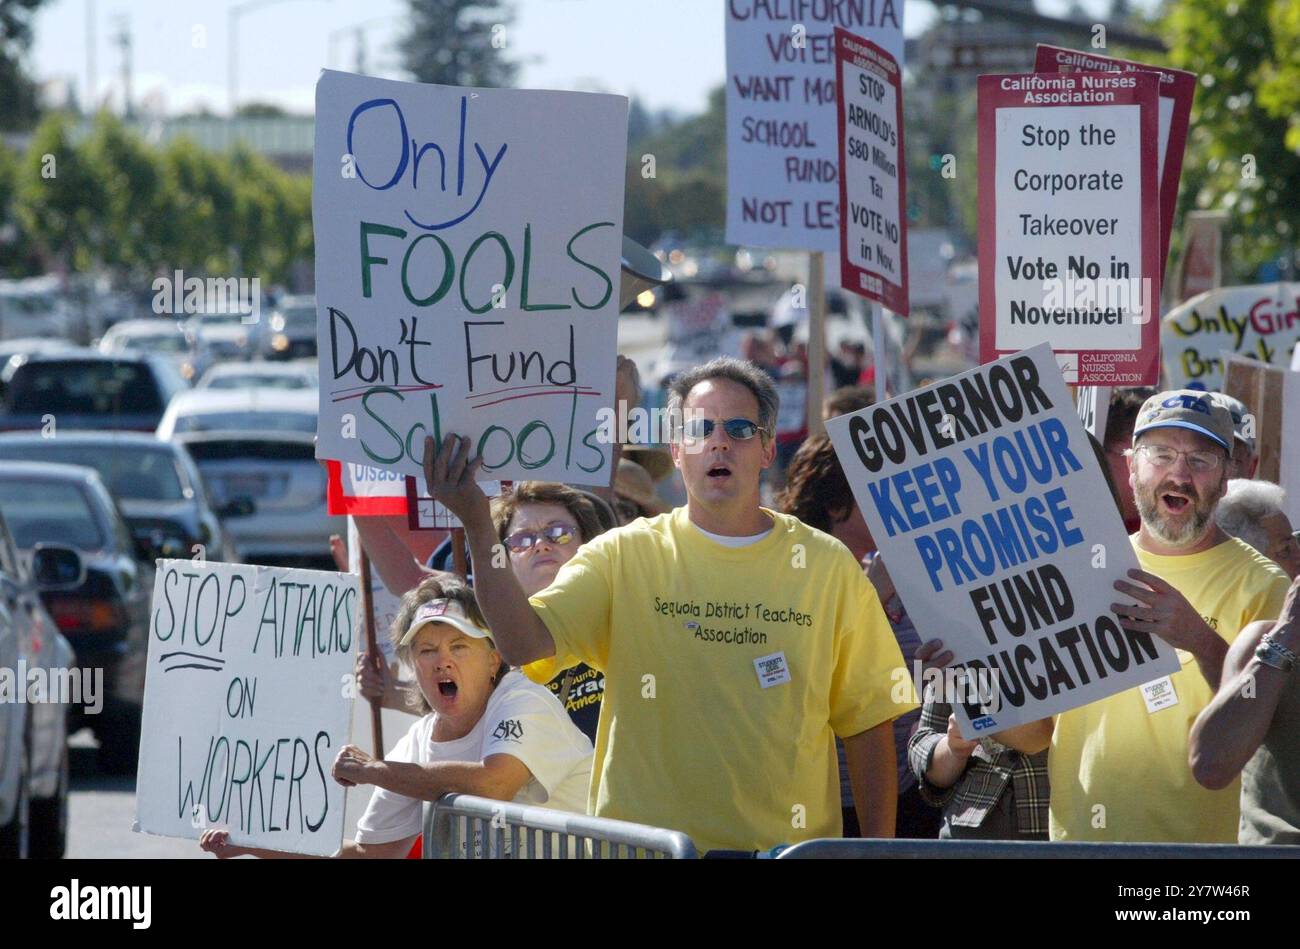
top-left (424, 357), bottom-right (911, 854)
top-left (998, 390), bottom-right (1289, 843)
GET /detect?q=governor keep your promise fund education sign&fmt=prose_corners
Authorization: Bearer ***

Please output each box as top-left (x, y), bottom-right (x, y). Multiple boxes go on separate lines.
top-left (978, 71), bottom-right (1161, 386)
top-left (825, 344), bottom-right (1179, 738)
top-left (313, 71), bottom-right (627, 485)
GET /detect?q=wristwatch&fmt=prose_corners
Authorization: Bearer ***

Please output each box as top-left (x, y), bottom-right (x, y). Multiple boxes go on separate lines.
top-left (1255, 634), bottom-right (1297, 674)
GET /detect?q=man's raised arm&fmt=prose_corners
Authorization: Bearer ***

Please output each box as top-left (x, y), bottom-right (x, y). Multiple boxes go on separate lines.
top-left (423, 434), bottom-right (556, 666)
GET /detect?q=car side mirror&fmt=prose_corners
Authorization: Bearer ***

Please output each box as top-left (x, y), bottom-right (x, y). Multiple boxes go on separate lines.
top-left (217, 497), bottom-right (256, 519)
top-left (31, 544), bottom-right (85, 591)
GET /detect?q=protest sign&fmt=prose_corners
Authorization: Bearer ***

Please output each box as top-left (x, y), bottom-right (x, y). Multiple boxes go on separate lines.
top-left (978, 72), bottom-right (1161, 386)
top-left (1035, 44), bottom-right (1195, 277)
top-left (326, 459), bottom-right (412, 517)
top-left (135, 561), bottom-right (359, 856)
top-left (1161, 282), bottom-right (1300, 391)
top-left (1223, 356), bottom-right (1300, 526)
top-left (725, 0), bottom-right (902, 251)
top-left (1075, 385), bottom-right (1110, 440)
top-left (826, 343), bottom-right (1179, 737)
top-left (313, 70), bottom-right (627, 485)
top-left (835, 27), bottom-right (908, 314)
top-left (405, 476), bottom-right (509, 531)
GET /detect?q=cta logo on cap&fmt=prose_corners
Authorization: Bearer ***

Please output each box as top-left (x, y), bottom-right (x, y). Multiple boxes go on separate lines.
top-left (1133, 389), bottom-right (1234, 452)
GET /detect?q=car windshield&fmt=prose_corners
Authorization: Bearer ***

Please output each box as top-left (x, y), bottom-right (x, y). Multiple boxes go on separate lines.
top-left (114, 333), bottom-right (189, 354)
top-left (6, 360), bottom-right (162, 416)
top-left (0, 478), bottom-right (105, 550)
top-left (280, 306), bottom-right (316, 328)
top-left (206, 374), bottom-right (314, 390)
top-left (0, 443), bottom-right (185, 501)
top-left (174, 411), bottom-right (317, 434)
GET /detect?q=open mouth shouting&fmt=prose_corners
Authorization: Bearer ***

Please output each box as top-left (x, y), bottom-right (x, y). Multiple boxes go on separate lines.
top-left (706, 462), bottom-right (732, 481)
top-left (436, 675), bottom-right (459, 701)
top-left (1158, 484), bottom-right (1197, 515)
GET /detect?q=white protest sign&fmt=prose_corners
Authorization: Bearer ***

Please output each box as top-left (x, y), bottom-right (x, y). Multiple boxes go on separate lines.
top-left (978, 72), bottom-right (1162, 385)
top-left (313, 70), bottom-right (627, 485)
top-left (1161, 282), bottom-right (1300, 391)
top-left (135, 561), bottom-right (359, 856)
top-left (835, 27), bottom-right (908, 314)
top-left (826, 343), bottom-right (1179, 738)
top-left (725, 0), bottom-right (902, 251)
top-left (1076, 385), bottom-right (1110, 440)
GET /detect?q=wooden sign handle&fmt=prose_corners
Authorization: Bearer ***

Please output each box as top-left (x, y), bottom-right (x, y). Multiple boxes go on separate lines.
top-left (358, 548), bottom-right (384, 754)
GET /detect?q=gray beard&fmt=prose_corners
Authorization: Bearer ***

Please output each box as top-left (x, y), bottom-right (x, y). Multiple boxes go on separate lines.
top-left (1136, 490), bottom-right (1214, 547)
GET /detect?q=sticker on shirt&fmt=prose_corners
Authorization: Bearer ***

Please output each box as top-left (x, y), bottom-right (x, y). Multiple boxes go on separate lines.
top-left (490, 718), bottom-right (525, 743)
top-left (753, 651), bottom-right (791, 689)
top-left (1139, 675), bottom-right (1178, 713)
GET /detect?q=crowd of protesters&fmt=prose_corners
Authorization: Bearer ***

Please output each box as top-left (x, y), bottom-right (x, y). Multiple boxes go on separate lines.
top-left (201, 356), bottom-right (1300, 857)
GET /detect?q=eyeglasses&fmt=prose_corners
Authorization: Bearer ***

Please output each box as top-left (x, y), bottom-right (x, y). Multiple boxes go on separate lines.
top-left (504, 524), bottom-right (578, 552)
top-left (1132, 444), bottom-right (1225, 473)
top-left (680, 417), bottom-right (768, 442)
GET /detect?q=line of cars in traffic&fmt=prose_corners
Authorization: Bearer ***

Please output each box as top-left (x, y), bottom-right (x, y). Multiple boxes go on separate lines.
top-left (0, 296), bottom-right (330, 856)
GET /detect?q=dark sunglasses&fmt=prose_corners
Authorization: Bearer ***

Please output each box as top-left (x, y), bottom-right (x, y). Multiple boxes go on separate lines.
top-left (681, 417), bottom-right (767, 441)
top-left (505, 524), bottom-right (577, 552)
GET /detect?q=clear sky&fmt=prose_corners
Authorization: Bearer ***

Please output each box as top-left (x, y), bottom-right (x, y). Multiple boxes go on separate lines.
top-left (30, 0), bottom-right (1138, 118)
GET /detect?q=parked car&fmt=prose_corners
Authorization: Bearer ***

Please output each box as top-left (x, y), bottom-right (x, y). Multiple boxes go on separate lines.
top-left (98, 318), bottom-right (211, 385)
top-left (0, 508), bottom-right (75, 858)
top-left (197, 359), bottom-right (317, 391)
top-left (262, 296), bottom-right (317, 360)
top-left (0, 338), bottom-right (79, 403)
top-left (177, 432), bottom-right (333, 569)
top-left (186, 310), bottom-right (260, 362)
top-left (0, 432), bottom-right (239, 565)
top-left (155, 387), bottom-right (318, 439)
top-left (0, 462), bottom-right (154, 773)
top-left (0, 350), bottom-right (189, 433)
top-left (0, 277), bottom-right (76, 341)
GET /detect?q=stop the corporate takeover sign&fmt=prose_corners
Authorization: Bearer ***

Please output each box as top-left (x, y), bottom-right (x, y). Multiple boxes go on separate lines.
top-left (135, 561), bottom-right (359, 856)
top-left (725, 0), bottom-right (902, 251)
top-left (978, 72), bottom-right (1161, 386)
top-left (835, 27), bottom-right (908, 314)
top-left (313, 70), bottom-right (627, 485)
top-left (825, 344), bottom-right (1179, 738)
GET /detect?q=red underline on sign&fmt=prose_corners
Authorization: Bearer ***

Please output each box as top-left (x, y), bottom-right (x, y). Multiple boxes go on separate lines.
top-left (468, 381), bottom-right (599, 399)
top-left (471, 389), bottom-right (603, 410)
top-left (329, 383), bottom-right (444, 403)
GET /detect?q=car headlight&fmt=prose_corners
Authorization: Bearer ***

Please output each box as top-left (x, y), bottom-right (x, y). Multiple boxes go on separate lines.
top-left (272, 334), bottom-right (289, 351)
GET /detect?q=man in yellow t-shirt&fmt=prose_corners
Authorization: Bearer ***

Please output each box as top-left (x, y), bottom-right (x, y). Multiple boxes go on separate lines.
top-left (423, 358), bottom-right (912, 853)
top-left (1001, 390), bottom-right (1289, 842)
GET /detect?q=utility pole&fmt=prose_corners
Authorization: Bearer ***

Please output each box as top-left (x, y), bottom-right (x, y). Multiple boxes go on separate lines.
top-left (113, 15), bottom-right (132, 118)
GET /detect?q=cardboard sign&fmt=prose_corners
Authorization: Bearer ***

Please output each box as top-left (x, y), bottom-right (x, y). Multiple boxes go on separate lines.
top-left (835, 28), bottom-right (909, 314)
top-left (405, 476), bottom-right (510, 531)
top-left (825, 343), bottom-right (1179, 738)
top-left (978, 72), bottom-right (1162, 385)
top-left (1076, 385), bottom-right (1111, 440)
top-left (724, 1), bottom-right (903, 251)
top-left (1035, 45), bottom-right (1195, 278)
top-left (1223, 355), bottom-right (1300, 526)
top-left (135, 561), bottom-right (359, 856)
top-left (313, 70), bottom-right (627, 485)
top-left (1161, 282), bottom-right (1300, 391)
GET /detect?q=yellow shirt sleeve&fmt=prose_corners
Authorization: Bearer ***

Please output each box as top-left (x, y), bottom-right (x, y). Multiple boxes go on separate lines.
top-left (521, 653), bottom-right (581, 685)
top-left (527, 538), bottom-right (615, 672)
top-left (828, 562), bottom-right (915, 738)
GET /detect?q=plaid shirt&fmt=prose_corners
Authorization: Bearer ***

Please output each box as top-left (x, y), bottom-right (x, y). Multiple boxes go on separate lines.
top-left (907, 695), bottom-right (1050, 836)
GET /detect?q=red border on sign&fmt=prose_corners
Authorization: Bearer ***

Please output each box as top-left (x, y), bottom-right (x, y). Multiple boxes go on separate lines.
top-left (325, 459), bottom-right (411, 517)
top-left (1034, 44), bottom-right (1196, 280)
top-left (834, 26), bottom-right (909, 316)
top-left (977, 71), bottom-right (1162, 386)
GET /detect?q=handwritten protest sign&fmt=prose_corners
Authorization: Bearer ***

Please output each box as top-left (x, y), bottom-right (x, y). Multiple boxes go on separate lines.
top-left (1035, 44), bottom-right (1195, 277)
top-left (835, 27), bottom-right (908, 314)
top-left (135, 561), bottom-right (359, 856)
top-left (313, 70), bottom-right (627, 485)
top-left (978, 72), bottom-right (1161, 385)
top-left (1161, 282), bottom-right (1300, 391)
top-left (725, 1), bottom-right (902, 251)
top-left (826, 344), bottom-right (1179, 737)
top-left (1223, 355), bottom-right (1300, 527)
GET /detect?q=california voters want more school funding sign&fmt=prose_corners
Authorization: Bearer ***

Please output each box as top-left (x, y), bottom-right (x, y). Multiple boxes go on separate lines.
top-left (978, 72), bottom-right (1161, 385)
top-left (135, 561), bottom-right (359, 856)
top-left (725, 0), bottom-right (902, 251)
top-left (835, 28), bottom-right (908, 314)
top-left (313, 71), bottom-right (627, 485)
top-left (825, 344), bottom-right (1179, 737)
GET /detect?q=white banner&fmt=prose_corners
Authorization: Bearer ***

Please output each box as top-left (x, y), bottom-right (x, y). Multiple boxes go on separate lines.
top-left (1161, 282), bottom-right (1300, 391)
top-left (313, 70), bottom-right (627, 485)
top-left (135, 561), bottom-right (359, 856)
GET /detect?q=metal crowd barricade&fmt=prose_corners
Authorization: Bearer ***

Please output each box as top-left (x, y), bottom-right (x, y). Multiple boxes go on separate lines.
top-left (775, 839), bottom-right (1300, 859)
top-left (422, 793), bottom-right (698, 859)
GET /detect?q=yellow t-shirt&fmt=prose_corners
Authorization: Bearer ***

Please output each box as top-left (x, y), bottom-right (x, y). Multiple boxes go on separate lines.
top-left (1048, 536), bottom-right (1289, 842)
top-left (528, 506), bottom-right (912, 853)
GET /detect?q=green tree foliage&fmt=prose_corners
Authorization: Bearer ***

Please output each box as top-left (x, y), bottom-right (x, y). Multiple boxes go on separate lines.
top-left (1160, 0), bottom-right (1300, 278)
top-left (13, 114), bottom-right (104, 272)
top-left (400, 0), bottom-right (519, 88)
top-left (0, 0), bottom-right (49, 130)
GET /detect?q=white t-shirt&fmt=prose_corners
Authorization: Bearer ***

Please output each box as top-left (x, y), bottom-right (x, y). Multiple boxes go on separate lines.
top-left (354, 671), bottom-right (594, 845)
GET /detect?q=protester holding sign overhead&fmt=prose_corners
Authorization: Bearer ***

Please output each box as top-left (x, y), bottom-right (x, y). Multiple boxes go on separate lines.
top-left (425, 357), bottom-right (911, 853)
top-left (1001, 391), bottom-right (1289, 842)
top-left (199, 577), bottom-right (592, 858)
